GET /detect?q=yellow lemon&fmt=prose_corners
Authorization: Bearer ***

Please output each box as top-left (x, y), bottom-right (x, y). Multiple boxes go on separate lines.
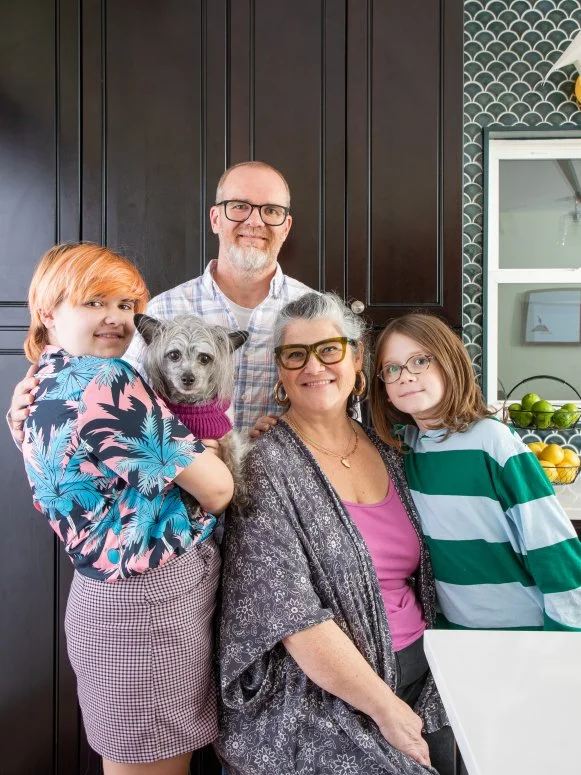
top-left (556, 449), bottom-right (581, 484)
top-left (556, 465), bottom-right (578, 484)
top-left (527, 442), bottom-right (547, 458)
top-left (575, 75), bottom-right (581, 105)
top-left (539, 459), bottom-right (558, 483)
top-left (563, 448), bottom-right (581, 468)
top-left (539, 444), bottom-right (565, 466)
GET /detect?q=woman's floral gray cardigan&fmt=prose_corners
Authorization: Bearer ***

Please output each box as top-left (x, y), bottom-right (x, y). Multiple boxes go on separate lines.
top-left (217, 421), bottom-right (448, 775)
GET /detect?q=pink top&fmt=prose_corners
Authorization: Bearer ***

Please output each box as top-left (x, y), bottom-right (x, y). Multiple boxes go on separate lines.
top-left (344, 486), bottom-right (426, 652)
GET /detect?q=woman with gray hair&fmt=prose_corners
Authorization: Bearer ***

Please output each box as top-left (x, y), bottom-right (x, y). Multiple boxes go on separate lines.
top-left (217, 292), bottom-right (453, 775)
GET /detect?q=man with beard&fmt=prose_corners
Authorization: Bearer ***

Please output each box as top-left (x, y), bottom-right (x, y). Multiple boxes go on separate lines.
top-left (8, 162), bottom-right (312, 436)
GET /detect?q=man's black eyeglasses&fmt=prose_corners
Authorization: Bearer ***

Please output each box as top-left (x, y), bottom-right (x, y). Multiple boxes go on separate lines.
top-left (216, 200), bottom-right (290, 227)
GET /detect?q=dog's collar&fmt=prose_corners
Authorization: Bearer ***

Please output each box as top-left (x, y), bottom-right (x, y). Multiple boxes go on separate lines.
top-left (166, 396), bottom-right (233, 441)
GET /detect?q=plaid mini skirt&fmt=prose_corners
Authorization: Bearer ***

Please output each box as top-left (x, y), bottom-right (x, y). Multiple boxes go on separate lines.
top-left (65, 539), bottom-right (220, 763)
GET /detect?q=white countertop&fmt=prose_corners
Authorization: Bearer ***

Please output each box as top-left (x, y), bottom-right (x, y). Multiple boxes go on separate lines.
top-left (424, 630), bottom-right (581, 775)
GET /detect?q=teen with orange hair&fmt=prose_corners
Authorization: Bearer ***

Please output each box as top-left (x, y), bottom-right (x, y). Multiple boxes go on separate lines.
top-left (20, 243), bottom-right (234, 775)
top-left (371, 312), bottom-right (581, 633)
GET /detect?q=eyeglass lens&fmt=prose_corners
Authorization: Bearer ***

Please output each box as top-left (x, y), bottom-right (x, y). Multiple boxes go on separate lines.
top-left (278, 339), bottom-right (347, 369)
top-left (224, 200), bottom-right (287, 226)
top-left (380, 355), bottom-right (432, 383)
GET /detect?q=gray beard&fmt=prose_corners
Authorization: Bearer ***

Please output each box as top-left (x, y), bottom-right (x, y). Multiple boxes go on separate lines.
top-left (227, 244), bottom-right (275, 275)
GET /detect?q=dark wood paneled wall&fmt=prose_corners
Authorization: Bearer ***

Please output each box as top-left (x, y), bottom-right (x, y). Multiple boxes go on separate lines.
top-left (0, 2), bottom-right (462, 773)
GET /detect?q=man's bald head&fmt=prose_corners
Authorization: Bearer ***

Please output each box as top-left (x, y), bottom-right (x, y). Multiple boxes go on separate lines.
top-left (215, 161), bottom-right (291, 207)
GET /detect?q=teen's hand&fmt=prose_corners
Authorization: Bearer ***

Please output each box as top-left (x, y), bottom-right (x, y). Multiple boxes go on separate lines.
top-left (249, 414), bottom-right (279, 438)
top-left (8, 364), bottom-right (39, 442)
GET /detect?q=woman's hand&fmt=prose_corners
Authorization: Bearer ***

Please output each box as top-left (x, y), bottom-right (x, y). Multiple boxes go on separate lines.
top-left (200, 438), bottom-right (224, 460)
top-left (374, 694), bottom-right (431, 768)
top-left (8, 364), bottom-right (39, 442)
top-left (282, 619), bottom-right (431, 768)
top-left (249, 413), bottom-right (279, 438)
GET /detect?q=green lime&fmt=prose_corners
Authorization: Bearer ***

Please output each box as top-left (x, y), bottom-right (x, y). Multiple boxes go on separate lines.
top-left (521, 393), bottom-right (541, 411)
top-left (552, 410), bottom-right (571, 429)
top-left (510, 410), bottom-right (533, 427)
top-left (532, 399), bottom-right (553, 413)
top-left (532, 399), bottom-right (554, 429)
top-left (561, 403), bottom-right (580, 425)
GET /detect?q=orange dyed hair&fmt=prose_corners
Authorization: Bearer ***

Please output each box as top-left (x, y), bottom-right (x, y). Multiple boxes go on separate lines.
top-left (25, 242), bottom-right (149, 362)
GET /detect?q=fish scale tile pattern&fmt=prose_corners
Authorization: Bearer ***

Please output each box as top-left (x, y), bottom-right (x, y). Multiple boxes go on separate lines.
top-left (463, 1), bottom-right (581, 448)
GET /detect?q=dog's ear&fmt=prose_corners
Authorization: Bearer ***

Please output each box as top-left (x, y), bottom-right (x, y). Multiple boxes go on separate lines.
top-left (228, 330), bottom-right (249, 352)
top-left (134, 313), bottom-right (165, 344)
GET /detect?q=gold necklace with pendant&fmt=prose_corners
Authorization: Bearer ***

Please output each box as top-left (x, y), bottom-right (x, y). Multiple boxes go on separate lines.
top-left (285, 415), bottom-right (359, 468)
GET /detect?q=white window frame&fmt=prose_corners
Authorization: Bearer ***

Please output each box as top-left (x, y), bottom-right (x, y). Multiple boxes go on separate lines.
top-left (484, 133), bottom-right (581, 406)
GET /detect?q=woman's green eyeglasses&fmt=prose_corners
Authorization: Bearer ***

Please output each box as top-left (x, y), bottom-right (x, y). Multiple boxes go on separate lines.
top-left (275, 337), bottom-right (357, 370)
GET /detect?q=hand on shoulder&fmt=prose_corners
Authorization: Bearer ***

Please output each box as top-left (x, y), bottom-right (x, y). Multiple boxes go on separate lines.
top-left (249, 413), bottom-right (279, 439)
top-left (8, 363), bottom-right (40, 442)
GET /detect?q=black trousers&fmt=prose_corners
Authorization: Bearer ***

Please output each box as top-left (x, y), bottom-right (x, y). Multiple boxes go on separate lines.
top-left (395, 635), bottom-right (461, 775)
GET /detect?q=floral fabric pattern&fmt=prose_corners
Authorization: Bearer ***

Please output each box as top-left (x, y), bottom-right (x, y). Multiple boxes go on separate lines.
top-left (22, 346), bottom-right (212, 582)
top-left (217, 421), bottom-right (447, 775)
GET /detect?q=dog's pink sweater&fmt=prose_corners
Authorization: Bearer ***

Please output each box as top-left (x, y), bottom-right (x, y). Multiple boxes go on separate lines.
top-left (166, 397), bottom-right (232, 440)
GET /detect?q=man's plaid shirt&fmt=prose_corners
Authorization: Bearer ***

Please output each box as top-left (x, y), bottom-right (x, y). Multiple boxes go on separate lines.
top-left (124, 260), bottom-right (312, 431)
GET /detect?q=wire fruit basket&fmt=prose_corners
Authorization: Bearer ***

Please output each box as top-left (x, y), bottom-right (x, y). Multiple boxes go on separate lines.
top-left (502, 375), bottom-right (581, 432)
top-left (551, 465), bottom-right (581, 485)
top-left (526, 442), bottom-right (581, 487)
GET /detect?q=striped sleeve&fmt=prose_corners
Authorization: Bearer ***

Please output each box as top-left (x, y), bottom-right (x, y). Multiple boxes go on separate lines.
top-left (495, 437), bottom-right (581, 631)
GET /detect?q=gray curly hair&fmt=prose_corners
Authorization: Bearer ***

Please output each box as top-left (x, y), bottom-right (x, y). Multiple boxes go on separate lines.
top-left (274, 292), bottom-right (369, 416)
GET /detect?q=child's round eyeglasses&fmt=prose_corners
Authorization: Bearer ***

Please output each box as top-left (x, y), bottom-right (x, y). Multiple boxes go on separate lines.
top-left (377, 354), bottom-right (434, 384)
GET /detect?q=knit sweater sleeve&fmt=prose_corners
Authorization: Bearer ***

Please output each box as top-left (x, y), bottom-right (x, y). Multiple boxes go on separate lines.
top-left (491, 424), bottom-right (581, 631)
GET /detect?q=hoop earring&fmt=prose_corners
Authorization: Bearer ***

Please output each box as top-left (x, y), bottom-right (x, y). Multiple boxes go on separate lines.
top-left (273, 380), bottom-right (290, 407)
top-left (352, 371), bottom-right (367, 398)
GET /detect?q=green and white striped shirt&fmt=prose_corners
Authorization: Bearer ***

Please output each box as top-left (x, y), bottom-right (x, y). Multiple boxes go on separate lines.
top-left (403, 418), bottom-right (581, 631)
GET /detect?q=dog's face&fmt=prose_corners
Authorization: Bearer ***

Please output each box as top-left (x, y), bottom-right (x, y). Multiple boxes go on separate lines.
top-left (135, 314), bottom-right (248, 404)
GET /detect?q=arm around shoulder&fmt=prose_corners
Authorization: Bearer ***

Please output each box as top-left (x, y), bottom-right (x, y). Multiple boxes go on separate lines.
top-left (7, 363), bottom-right (39, 445)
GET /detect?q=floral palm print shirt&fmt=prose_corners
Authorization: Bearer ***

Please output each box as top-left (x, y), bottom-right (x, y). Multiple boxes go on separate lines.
top-left (22, 346), bottom-right (213, 582)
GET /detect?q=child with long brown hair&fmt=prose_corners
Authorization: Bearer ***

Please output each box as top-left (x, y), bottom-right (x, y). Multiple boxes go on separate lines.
top-left (370, 312), bottom-right (581, 632)
top-left (20, 243), bottom-right (234, 775)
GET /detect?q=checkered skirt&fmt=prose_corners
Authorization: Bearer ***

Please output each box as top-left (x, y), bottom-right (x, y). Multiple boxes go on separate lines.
top-left (65, 539), bottom-right (220, 763)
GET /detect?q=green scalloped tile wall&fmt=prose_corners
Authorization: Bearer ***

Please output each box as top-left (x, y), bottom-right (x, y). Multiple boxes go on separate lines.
top-left (464, 0), bottom-right (581, 373)
top-left (464, 1), bottom-right (581, 449)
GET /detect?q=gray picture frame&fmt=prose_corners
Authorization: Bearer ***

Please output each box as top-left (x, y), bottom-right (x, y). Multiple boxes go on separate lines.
top-left (523, 288), bottom-right (581, 345)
